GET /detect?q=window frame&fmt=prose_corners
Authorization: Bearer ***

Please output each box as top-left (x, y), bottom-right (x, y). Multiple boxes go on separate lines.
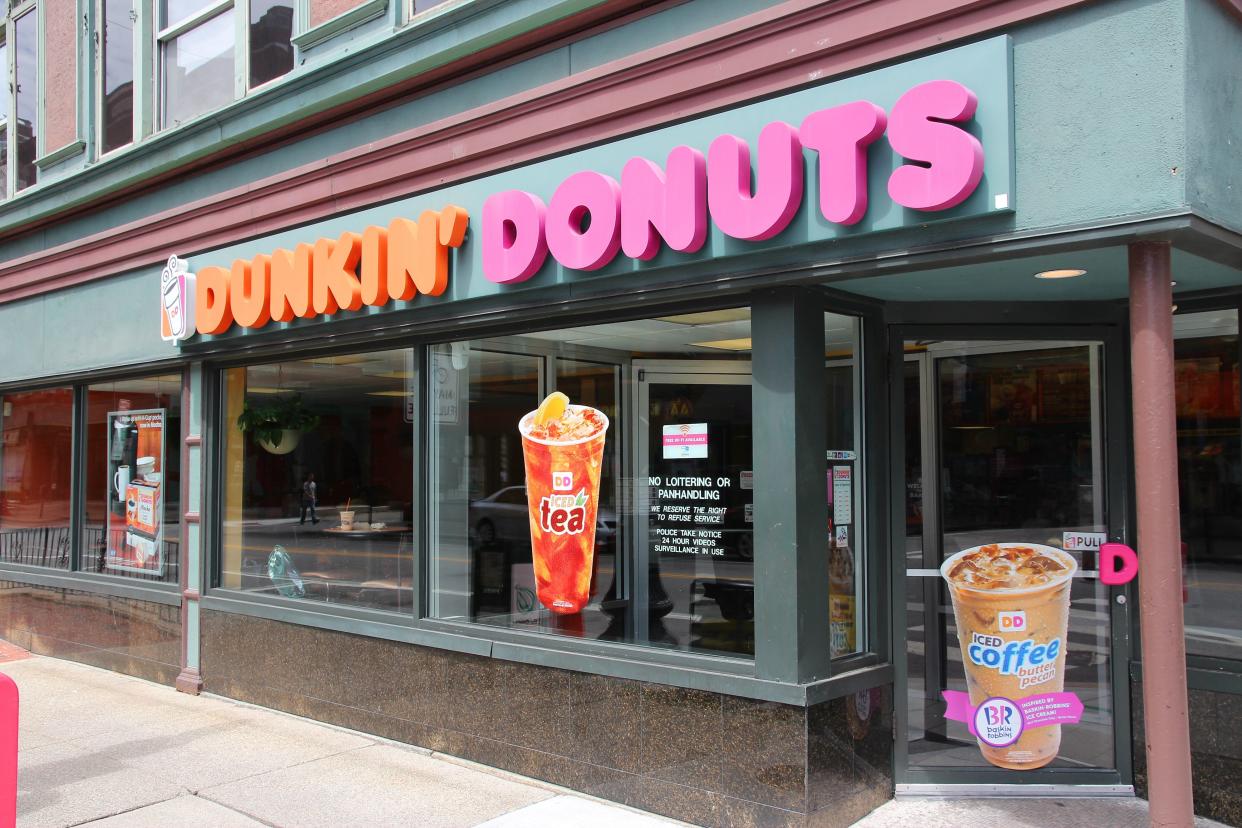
top-left (0, 25), bottom-right (8, 200)
top-left (1154, 291), bottom-right (1242, 690)
top-left (0, 365), bottom-right (189, 607)
top-left (155, 0), bottom-right (301, 131)
top-left (155, 0), bottom-right (239, 130)
top-left (212, 346), bottom-right (419, 614)
top-left (198, 289), bottom-right (889, 705)
top-left (9, 1), bottom-right (35, 194)
top-left (96, 0), bottom-right (143, 158)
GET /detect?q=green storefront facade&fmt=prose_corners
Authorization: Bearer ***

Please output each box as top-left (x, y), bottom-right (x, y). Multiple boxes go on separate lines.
top-left (0, 0), bottom-right (1239, 824)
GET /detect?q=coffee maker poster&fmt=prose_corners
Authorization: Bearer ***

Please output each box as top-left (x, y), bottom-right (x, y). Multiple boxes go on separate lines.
top-left (106, 410), bottom-right (166, 575)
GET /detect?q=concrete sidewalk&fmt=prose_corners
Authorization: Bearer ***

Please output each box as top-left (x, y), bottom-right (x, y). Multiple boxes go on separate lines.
top-left (2, 654), bottom-right (682, 827)
top-left (3, 651), bottom-right (1231, 828)
top-left (855, 797), bottom-right (1229, 827)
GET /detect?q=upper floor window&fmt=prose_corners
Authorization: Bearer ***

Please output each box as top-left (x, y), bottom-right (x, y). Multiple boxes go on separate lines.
top-left (158, 0), bottom-right (294, 130)
top-left (100, 0), bottom-right (136, 154)
top-left (13, 5), bottom-right (36, 191)
top-left (0, 38), bottom-right (8, 191)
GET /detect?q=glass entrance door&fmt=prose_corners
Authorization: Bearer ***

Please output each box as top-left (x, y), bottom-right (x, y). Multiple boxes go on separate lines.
top-left (634, 361), bottom-right (754, 657)
top-left (897, 335), bottom-right (1130, 788)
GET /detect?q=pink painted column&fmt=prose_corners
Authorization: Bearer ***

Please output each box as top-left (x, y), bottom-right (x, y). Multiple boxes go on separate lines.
top-left (1129, 241), bottom-right (1194, 827)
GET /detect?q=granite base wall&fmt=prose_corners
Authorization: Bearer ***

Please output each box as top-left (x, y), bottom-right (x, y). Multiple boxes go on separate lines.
top-left (0, 580), bottom-right (181, 685)
top-left (201, 610), bottom-right (893, 827)
top-left (1132, 679), bottom-right (1242, 827)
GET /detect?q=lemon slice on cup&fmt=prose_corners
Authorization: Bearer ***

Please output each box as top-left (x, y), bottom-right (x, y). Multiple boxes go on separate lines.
top-left (534, 391), bottom-right (569, 426)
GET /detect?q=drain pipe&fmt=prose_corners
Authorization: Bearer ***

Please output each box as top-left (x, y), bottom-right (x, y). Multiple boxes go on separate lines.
top-left (1129, 241), bottom-right (1194, 827)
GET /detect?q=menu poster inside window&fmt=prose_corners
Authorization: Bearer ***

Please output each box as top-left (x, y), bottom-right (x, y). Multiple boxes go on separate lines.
top-left (105, 410), bottom-right (166, 575)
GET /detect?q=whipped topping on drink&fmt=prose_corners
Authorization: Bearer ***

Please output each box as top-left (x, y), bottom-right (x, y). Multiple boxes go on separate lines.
top-left (946, 543), bottom-right (1072, 590)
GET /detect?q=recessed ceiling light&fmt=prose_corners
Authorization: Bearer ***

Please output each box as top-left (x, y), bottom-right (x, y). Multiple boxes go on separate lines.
top-left (1034, 268), bottom-right (1087, 280)
top-left (691, 338), bottom-right (753, 351)
top-left (657, 309), bottom-right (751, 326)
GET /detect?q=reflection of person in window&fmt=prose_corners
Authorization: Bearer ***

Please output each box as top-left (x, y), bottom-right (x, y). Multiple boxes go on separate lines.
top-left (300, 473), bottom-right (319, 525)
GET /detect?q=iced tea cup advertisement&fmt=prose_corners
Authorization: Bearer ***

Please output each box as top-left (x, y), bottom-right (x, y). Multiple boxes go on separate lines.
top-left (518, 393), bottom-right (609, 614)
top-left (939, 543), bottom-right (1082, 770)
top-left (106, 410), bottom-right (166, 575)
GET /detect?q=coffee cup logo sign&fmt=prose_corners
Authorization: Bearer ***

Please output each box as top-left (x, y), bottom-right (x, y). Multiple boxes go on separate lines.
top-left (481, 80), bottom-right (985, 284)
top-left (159, 255), bottom-right (196, 343)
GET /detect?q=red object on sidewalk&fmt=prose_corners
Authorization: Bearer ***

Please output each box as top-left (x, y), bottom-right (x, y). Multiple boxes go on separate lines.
top-left (0, 671), bottom-right (16, 828)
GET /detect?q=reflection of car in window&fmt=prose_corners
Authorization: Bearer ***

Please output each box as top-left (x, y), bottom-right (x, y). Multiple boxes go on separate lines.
top-left (469, 486), bottom-right (616, 550)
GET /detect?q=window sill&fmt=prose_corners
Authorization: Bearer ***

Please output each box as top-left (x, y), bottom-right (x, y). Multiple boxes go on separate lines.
top-left (292, 0), bottom-right (389, 51)
top-left (201, 588), bottom-right (891, 705)
top-left (0, 564), bottom-right (182, 606)
top-left (35, 140), bottom-right (86, 170)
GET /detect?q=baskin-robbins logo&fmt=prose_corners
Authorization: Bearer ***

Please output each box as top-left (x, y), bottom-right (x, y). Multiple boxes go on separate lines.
top-left (159, 255), bottom-right (196, 343)
top-left (967, 633), bottom-right (1062, 690)
top-left (973, 697), bottom-right (1023, 748)
top-left (538, 489), bottom-right (589, 535)
top-left (998, 610), bottom-right (1027, 631)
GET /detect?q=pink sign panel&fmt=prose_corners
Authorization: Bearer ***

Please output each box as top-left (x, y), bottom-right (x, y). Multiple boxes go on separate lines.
top-left (942, 689), bottom-right (1084, 737)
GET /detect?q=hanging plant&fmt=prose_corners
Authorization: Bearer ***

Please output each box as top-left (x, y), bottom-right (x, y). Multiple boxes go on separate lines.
top-left (237, 395), bottom-right (320, 454)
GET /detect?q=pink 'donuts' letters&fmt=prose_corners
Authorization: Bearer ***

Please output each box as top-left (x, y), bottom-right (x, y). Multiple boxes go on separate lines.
top-left (707, 121), bottom-right (804, 242)
top-left (887, 79), bottom-right (985, 211)
top-left (481, 80), bottom-right (987, 283)
top-left (800, 101), bottom-right (888, 226)
top-left (481, 190), bottom-right (549, 284)
top-left (545, 171), bottom-right (623, 271)
top-left (620, 146), bottom-right (707, 260)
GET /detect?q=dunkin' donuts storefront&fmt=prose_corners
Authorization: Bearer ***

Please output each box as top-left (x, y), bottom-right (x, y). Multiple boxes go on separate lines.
top-left (2, 3), bottom-right (1241, 825)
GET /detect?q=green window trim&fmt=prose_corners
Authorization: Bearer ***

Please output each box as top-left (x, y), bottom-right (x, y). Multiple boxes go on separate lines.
top-left (0, 564), bottom-right (182, 605)
top-left (290, 0), bottom-right (387, 50)
top-left (36, 0), bottom-right (89, 164)
top-left (34, 139), bottom-right (86, 169)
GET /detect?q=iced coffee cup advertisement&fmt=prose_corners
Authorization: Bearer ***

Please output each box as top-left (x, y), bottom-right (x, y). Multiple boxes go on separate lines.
top-left (518, 392), bottom-right (609, 614)
top-left (939, 542), bottom-right (1084, 770)
top-left (105, 410), bottom-right (166, 575)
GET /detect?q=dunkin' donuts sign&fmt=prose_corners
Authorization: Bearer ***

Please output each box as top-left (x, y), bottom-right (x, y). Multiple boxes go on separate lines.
top-left (481, 79), bottom-right (984, 284)
top-left (162, 38), bottom-right (1013, 342)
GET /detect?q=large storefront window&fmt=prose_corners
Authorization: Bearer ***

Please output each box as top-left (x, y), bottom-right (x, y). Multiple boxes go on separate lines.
top-left (428, 308), bottom-right (864, 660)
top-left (84, 375), bottom-right (183, 583)
top-left (428, 310), bottom-right (755, 656)
top-left (220, 349), bottom-right (415, 611)
top-left (0, 388), bottom-right (73, 568)
top-left (1174, 309), bottom-right (1242, 662)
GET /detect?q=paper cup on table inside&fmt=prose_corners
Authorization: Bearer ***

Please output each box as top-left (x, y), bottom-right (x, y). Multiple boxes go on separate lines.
top-left (339, 510), bottom-right (356, 530)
